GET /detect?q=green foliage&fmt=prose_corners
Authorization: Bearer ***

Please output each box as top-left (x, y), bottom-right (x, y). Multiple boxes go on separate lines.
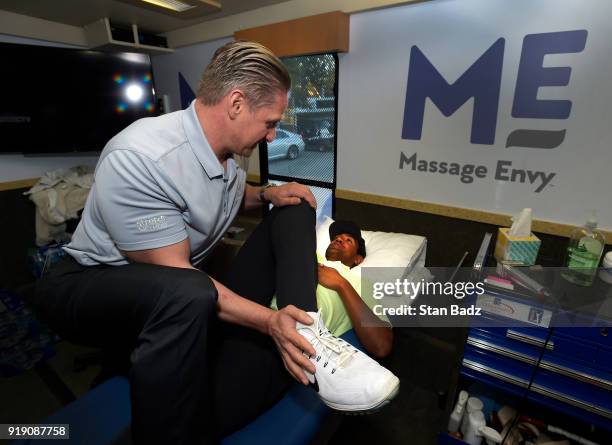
top-left (282, 54), bottom-right (336, 109)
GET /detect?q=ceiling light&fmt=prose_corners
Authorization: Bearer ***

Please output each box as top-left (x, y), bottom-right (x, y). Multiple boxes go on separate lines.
top-left (119, 0), bottom-right (221, 19)
top-left (125, 84), bottom-right (144, 102)
top-left (141, 0), bottom-right (197, 12)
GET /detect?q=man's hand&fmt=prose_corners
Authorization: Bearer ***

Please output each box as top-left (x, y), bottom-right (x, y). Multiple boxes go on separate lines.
top-left (317, 264), bottom-right (347, 292)
top-left (264, 182), bottom-right (317, 209)
top-left (266, 305), bottom-right (316, 385)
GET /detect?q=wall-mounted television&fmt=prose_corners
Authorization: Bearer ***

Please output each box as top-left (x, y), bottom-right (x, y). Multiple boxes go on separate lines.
top-left (0, 42), bottom-right (157, 154)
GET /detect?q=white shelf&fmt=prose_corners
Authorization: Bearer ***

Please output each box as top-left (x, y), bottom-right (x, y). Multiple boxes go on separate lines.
top-left (84, 18), bottom-right (174, 55)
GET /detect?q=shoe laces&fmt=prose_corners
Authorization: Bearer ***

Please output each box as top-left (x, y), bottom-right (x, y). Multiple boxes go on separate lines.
top-left (309, 322), bottom-right (357, 373)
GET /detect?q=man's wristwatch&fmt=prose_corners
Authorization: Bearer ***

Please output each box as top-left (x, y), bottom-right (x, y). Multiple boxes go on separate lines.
top-left (259, 183), bottom-right (276, 204)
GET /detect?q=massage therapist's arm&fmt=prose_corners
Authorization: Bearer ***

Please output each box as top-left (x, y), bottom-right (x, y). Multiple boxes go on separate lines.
top-left (243, 182), bottom-right (317, 210)
top-left (123, 239), bottom-right (316, 384)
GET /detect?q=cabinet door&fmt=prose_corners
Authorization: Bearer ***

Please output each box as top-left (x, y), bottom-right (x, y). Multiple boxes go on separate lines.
top-left (555, 327), bottom-right (612, 348)
top-left (531, 368), bottom-right (612, 430)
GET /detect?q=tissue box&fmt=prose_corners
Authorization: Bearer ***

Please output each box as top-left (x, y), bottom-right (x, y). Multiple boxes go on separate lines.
top-left (494, 228), bottom-right (541, 266)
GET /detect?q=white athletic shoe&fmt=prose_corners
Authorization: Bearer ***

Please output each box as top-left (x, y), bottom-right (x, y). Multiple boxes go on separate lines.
top-left (296, 310), bottom-right (400, 413)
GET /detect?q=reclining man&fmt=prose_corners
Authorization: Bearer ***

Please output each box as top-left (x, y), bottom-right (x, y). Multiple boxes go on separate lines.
top-left (33, 41), bottom-right (398, 445)
top-left (273, 220), bottom-right (394, 358)
top-left (317, 221), bottom-right (393, 357)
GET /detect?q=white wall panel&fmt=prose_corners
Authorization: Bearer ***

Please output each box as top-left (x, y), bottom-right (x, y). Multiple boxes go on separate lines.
top-left (338, 0), bottom-right (612, 230)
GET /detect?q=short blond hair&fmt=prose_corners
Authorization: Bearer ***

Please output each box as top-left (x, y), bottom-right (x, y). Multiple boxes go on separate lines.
top-left (197, 40), bottom-right (291, 108)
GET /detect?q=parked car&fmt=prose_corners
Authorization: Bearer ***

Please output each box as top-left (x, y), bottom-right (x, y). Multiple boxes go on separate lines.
top-left (268, 129), bottom-right (305, 160)
top-left (304, 124), bottom-right (334, 152)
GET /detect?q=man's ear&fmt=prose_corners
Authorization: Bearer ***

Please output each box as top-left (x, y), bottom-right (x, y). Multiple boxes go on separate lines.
top-left (353, 255), bottom-right (364, 267)
top-left (227, 89), bottom-right (246, 120)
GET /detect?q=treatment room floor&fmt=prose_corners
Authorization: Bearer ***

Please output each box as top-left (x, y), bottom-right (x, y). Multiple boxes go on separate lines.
top-left (0, 342), bottom-right (101, 445)
top-left (327, 328), bottom-right (459, 445)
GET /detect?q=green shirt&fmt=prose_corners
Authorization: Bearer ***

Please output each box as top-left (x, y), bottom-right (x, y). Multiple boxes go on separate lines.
top-left (271, 253), bottom-right (387, 337)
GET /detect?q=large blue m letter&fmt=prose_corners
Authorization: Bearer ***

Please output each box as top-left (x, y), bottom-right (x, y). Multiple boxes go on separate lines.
top-left (402, 39), bottom-right (505, 145)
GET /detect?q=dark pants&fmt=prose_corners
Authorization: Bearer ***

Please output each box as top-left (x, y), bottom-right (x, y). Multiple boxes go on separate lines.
top-left (33, 201), bottom-right (318, 444)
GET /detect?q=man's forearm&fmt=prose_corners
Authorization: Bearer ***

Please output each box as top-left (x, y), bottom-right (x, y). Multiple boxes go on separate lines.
top-left (336, 280), bottom-right (393, 358)
top-left (211, 276), bottom-right (318, 385)
top-left (243, 183), bottom-right (265, 210)
top-left (210, 276), bottom-right (273, 334)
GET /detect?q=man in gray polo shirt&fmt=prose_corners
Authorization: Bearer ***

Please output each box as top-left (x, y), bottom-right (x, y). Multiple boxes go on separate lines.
top-left (34, 41), bottom-right (321, 445)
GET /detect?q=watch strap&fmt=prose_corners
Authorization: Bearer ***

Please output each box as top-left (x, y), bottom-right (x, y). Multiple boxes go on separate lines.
top-left (260, 183), bottom-right (276, 204)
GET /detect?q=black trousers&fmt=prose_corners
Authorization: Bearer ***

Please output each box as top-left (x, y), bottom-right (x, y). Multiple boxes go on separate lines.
top-left (33, 201), bottom-right (318, 444)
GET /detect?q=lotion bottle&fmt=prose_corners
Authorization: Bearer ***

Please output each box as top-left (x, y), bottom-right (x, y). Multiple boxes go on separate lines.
top-left (461, 397), bottom-right (484, 435)
top-left (447, 390), bottom-right (469, 432)
top-left (562, 212), bottom-right (606, 286)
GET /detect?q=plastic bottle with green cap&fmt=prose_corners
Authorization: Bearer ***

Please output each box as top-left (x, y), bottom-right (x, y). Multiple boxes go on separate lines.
top-left (562, 211), bottom-right (606, 286)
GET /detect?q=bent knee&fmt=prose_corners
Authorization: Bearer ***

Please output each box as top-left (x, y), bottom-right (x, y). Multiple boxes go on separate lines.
top-left (295, 198), bottom-right (315, 213)
top-left (276, 198), bottom-right (315, 222)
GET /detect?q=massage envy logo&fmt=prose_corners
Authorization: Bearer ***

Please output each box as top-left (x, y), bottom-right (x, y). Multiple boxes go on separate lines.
top-left (400, 30), bottom-right (588, 193)
top-left (399, 153), bottom-right (555, 193)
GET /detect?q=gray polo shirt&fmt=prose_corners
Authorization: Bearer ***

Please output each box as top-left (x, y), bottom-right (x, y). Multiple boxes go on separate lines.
top-left (64, 100), bottom-right (246, 266)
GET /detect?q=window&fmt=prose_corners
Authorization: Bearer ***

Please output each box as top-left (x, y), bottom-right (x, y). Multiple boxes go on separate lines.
top-left (260, 53), bottom-right (338, 221)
